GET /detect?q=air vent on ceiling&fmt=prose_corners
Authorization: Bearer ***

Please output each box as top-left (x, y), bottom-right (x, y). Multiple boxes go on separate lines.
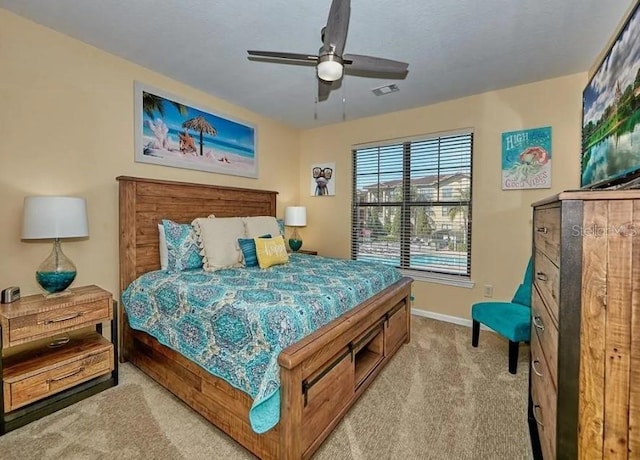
top-left (372, 84), bottom-right (399, 96)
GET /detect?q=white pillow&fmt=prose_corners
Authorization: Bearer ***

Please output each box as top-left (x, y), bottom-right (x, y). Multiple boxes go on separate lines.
top-left (243, 216), bottom-right (281, 238)
top-left (158, 223), bottom-right (168, 270)
top-left (192, 217), bottom-right (246, 271)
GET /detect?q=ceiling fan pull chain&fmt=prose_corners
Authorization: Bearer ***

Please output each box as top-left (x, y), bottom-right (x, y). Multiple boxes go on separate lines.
top-left (314, 97), bottom-right (318, 120)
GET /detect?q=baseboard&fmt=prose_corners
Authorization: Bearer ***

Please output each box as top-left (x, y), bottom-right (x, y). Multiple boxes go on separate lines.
top-left (411, 308), bottom-right (491, 330)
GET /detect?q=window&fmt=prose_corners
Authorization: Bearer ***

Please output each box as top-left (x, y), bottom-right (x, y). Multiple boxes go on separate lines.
top-left (352, 131), bottom-right (472, 277)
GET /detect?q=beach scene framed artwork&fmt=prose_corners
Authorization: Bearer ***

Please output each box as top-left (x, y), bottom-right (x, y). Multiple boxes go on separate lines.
top-left (134, 82), bottom-right (257, 178)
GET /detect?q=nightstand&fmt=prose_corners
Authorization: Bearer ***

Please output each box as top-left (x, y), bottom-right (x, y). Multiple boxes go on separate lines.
top-left (295, 249), bottom-right (318, 255)
top-left (0, 285), bottom-right (118, 435)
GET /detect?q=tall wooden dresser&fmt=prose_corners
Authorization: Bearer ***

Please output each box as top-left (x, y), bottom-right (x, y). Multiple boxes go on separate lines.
top-left (529, 190), bottom-right (640, 459)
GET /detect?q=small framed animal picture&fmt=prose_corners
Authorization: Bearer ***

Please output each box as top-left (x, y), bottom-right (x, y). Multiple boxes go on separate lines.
top-left (310, 162), bottom-right (335, 196)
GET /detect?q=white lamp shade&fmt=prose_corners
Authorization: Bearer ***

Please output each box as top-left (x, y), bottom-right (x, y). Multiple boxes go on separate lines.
top-left (284, 206), bottom-right (307, 227)
top-left (22, 196), bottom-right (89, 239)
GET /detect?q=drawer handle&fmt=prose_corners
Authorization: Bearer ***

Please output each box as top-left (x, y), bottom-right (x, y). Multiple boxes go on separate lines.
top-left (533, 404), bottom-right (544, 428)
top-left (536, 227), bottom-right (548, 234)
top-left (40, 312), bottom-right (84, 325)
top-left (47, 367), bottom-right (85, 384)
top-left (48, 335), bottom-right (70, 348)
top-left (536, 272), bottom-right (548, 282)
top-left (532, 316), bottom-right (545, 331)
top-left (532, 359), bottom-right (544, 377)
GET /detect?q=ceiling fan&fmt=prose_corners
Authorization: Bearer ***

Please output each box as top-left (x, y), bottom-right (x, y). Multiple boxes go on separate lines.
top-left (247, 0), bottom-right (409, 102)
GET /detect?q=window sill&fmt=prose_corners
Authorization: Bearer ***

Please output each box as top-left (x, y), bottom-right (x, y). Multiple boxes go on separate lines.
top-left (399, 269), bottom-right (475, 288)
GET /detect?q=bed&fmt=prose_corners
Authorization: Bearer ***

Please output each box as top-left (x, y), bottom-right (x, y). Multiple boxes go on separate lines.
top-left (117, 176), bottom-right (413, 459)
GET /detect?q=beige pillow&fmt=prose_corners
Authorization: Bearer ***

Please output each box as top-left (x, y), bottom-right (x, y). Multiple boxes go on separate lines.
top-left (192, 217), bottom-right (246, 271)
top-left (243, 216), bottom-right (281, 238)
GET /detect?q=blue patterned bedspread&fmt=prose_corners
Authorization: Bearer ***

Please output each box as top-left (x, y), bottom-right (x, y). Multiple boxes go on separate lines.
top-left (121, 254), bottom-right (401, 433)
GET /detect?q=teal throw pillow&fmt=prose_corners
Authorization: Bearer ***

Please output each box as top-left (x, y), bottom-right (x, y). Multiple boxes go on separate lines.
top-left (162, 219), bottom-right (202, 271)
top-left (238, 234), bottom-right (271, 267)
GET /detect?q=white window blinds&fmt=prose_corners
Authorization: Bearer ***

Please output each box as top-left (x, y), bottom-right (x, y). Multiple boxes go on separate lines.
top-left (352, 132), bottom-right (472, 276)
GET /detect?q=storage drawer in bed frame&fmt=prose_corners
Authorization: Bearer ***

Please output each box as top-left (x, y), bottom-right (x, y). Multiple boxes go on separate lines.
top-left (299, 298), bottom-right (409, 455)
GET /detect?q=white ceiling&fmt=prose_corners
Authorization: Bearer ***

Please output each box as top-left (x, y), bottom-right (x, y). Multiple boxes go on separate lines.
top-left (1, 0), bottom-right (634, 129)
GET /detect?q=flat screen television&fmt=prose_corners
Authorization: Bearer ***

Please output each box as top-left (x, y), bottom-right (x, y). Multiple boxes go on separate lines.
top-left (581, 1), bottom-right (640, 189)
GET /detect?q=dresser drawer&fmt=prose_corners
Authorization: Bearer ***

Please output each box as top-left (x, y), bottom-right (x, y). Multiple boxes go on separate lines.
top-left (533, 250), bottom-right (559, 323)
top-left (7, 298), bottom-right (111, 347)
top-left (3, 334), bottom-right (114, 412)
top-left (533, 206), bottom-right (561, 265)
top-left (532, 288), bottom-right (558, 388)
top-left (531, 350), bottom-right (557, 460)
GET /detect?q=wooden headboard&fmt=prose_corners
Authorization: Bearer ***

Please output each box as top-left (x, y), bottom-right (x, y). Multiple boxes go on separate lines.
top-left (117, 176), bottom-right (278, 293)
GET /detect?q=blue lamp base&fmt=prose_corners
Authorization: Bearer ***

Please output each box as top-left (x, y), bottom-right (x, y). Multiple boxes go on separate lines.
top-left (289, 238), bottom-right (303, 252)
top-left (36, 239), bottom-right (77, 294)
top-left (288, 227), bottom-right (303, 252)
top-left (36, 271), bottom-right (76, 294)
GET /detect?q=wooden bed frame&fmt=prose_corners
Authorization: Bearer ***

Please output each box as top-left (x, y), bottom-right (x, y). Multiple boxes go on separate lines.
top-left (117, 176), bottom-right (413, 459)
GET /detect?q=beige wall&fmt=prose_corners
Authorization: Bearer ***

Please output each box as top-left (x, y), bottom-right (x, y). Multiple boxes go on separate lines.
top-left (0, 10), bottom-right (301, 298)
top-left (299, 73), bottom-right (586, 319)
top-left (1, 9), bottom-right (589, 322)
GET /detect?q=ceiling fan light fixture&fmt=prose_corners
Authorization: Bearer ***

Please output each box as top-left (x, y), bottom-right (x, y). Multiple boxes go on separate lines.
top-left (247, 0), bottom-right (409, 102)
top-left (317, 54), bottom-right (343, 82)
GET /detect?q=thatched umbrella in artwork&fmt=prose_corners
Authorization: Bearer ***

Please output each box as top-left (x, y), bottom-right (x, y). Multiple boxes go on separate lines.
top-left (182, 116), bottom-right (217, 156)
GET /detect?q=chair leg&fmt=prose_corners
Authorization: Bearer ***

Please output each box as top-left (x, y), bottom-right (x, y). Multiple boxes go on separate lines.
top-left (472, 320), bottom-right (480, 347)
top-left (508, 340), bottom-right (519, 374)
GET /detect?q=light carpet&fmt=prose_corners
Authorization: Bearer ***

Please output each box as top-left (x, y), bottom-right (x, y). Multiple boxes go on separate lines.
top-left (0, 317), bottom-right (532, 459)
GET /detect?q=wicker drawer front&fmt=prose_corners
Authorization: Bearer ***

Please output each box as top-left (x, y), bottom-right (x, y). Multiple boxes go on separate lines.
top-left (8, 299), bottom-right (111, 346)
top-left (532, 288), bottom-right (558, 388)
top-left (531, 347), bottom-right (557, 460)
top-left (533, 206), bottom-right (561, 265)
top-left (4, 345), bottom-right (113, 412)
top-left (533, 250), bottom-right (559, 323)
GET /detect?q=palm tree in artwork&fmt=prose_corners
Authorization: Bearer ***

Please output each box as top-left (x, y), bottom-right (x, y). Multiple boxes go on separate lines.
top-left (142, 92), bottom-right (187, 118)
top-left (182, 116), bottom-right (217, 156)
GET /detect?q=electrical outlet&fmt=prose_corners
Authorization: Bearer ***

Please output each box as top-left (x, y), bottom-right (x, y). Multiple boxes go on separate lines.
top-left (483, 284), bottom-right (493, 298)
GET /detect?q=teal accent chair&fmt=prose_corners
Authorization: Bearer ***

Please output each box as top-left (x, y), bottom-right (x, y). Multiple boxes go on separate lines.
top-left (471, 258), bottom-right (533, 374)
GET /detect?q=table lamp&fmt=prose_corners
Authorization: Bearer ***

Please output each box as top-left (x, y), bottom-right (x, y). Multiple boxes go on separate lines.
top-left (284, 206), bottom-right (307, 252)
top-left (22, 196), bottom-right (89, 294)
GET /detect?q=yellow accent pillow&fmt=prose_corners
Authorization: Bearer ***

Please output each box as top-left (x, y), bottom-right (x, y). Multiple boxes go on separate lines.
top-left (255, 235), bottom-right (289, 269)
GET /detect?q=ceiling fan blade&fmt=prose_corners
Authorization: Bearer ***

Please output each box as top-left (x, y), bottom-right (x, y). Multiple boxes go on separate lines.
top-left (343, 54), bottom-right (409, 74)
top-left (247, 50), bottom-right (318, 63)
top-left (318, 79), bottom-right (332, 102)
top-left (322, 0), bottom-right (350, 56)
